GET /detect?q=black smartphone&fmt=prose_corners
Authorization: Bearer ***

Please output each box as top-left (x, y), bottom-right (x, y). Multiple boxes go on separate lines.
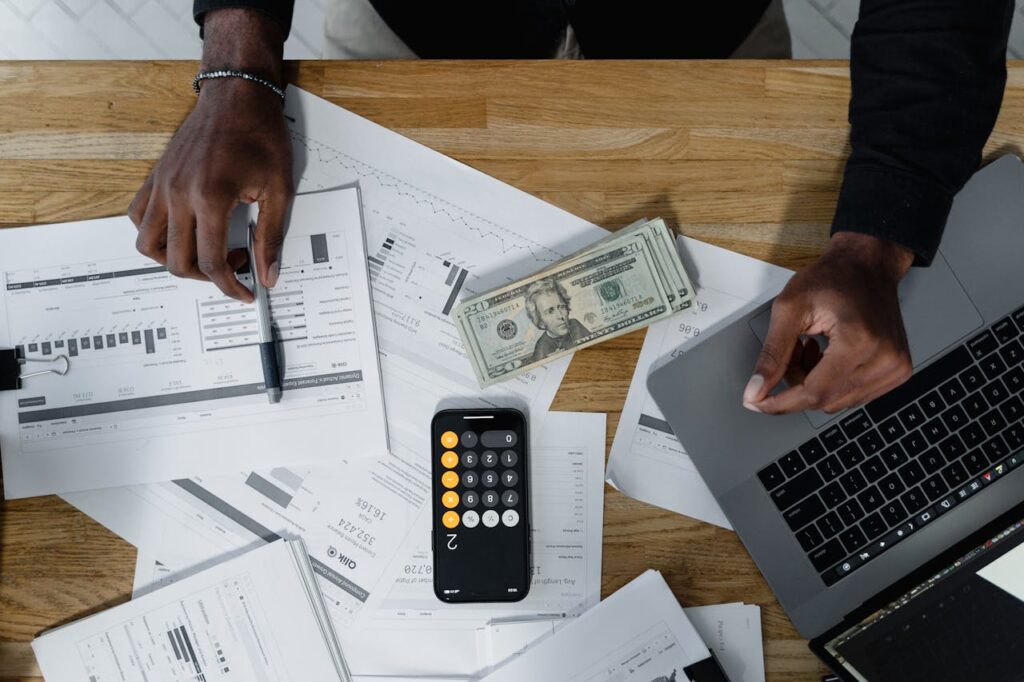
top-left (431, 408), bottom-right (531, 603)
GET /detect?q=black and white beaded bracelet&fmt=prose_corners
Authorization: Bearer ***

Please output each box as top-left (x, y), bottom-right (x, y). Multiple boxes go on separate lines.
top-left (192, 69), bottom-right (286, 103)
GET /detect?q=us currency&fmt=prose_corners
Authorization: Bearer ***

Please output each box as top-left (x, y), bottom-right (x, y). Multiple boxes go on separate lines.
top-left (454, 221), bottom-right (692, 386)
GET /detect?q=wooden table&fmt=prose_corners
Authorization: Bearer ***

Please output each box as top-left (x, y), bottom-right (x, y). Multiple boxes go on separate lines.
top-left (2, 60), bottom-right (1023, 681)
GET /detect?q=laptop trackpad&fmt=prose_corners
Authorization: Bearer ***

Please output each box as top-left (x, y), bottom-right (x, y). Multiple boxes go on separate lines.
top-left (749, 250), bottom-right (984, 428)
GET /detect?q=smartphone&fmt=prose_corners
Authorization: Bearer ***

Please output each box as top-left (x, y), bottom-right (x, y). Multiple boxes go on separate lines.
top-left (431, 408), bottom-right (531, 603)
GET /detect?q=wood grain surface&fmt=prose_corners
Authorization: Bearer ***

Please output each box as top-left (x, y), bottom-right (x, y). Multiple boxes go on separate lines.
top-left (2, 60), bottom-right (1023, 682)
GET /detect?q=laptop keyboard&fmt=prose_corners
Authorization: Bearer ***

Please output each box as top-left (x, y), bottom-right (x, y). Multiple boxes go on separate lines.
top-left (758, 306), bottom-right (1024, 586)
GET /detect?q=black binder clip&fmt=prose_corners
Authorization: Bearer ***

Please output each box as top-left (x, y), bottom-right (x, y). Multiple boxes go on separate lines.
top-left (684, 649), bottom-right (731, 682)
top-left (0, 348), bottom-right (71, 391)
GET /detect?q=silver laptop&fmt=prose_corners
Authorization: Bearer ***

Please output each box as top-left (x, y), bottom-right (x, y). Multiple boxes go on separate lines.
top-left (648, 154), bottom-right (1024, 641)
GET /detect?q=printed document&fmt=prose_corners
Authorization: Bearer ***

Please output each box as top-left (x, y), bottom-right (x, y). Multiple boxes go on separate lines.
top-left (480, 570), bottom-right (712, 682)
top-left (0, 188), bottom-right (387, 498)
top-left (606, 237), bottom-right (792, 528)
top-left (685, 603), bottom-right (765, 682)
top-left (33, 540), bottom-right (351, 682)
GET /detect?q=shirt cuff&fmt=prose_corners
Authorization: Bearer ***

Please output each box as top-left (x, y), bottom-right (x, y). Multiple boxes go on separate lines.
top-left (193, 0), bottom-right (293, 40)
top-left (831, 164), bottom-right (953, 266)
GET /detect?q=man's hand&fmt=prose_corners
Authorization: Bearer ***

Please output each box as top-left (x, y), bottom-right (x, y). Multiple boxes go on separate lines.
top-left (128, 9), bottom-right (292, 302)
top-left (743, 232), bottom-right (916, 415)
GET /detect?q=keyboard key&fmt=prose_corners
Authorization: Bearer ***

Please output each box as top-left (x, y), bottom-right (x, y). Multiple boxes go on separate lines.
top-left (860, 512), bottom-right (887, 540)
top-left (837, 441), bottom-right (865, 469)
top-left (960, 365), bottom-right (986, 392)
top-left (941, 460), bottom-right (969, 487)
top-left (920, 448), bottom-right (945, 474)
top-left (817, 452), bottom-right (844, 481)
top-left (981, 353), bottom-right (1007, 380)
top-left (866, 346), bottom-right (971, 423)
top-left (1005, 366), bottom-right (1024, 393)
top-left (840, 526), bottom-right (868, 554)
top-left (820, 425), bottom-right (847, 452)
top-left (783, 494), bottom-right (826, 531)
top-left (940, 403), bottom-right (968, 432)
top-left (982, 378), bottom-right (1009, 407)
top-left (878, 472), bottom-right (906, 499)
top-left (796, 524), bottom-right (824, 551)
top-left (799, 437), bottom-right (828, 465)
top-left (821, 481), bottom-right (847, 507)
top-left (1003, 422), bottom-right (1024, 450)
top-left (769, 468), bottom-right (824, 511)
top-left (841, 411), bottom-right (873, 440)
top-left (858, 429), bottom-right (885, 455)
top-left (757, 463), bottom-right (785, 491)
top-left (921, 418), bottom-right (949, 444)
top-left (861, 455), bottom-right (887, 482)
top-left (858, 485), bottom-right (885, 512)
top-left (999, 395), bottom-right (1024, 423)
top-left (938, 377), bottom-right (966, 404)
top-left (980, 409), bottom-right (1007, 436)
top-left (938, 433), bottom-right (967, 462)
top-left (968, 330), bottom-right (999, 359)
top-left (881, 443), bottom-right (909, 470)
top-left (840, 469), bottom-right (868, 496)
top-left (993, 316), bottom-right (1020, 343)
top-left (920, 391), bottom-right (945, 418)
top-left (1013, 305), bottom-right (1024, 329)
top-left (901, 431), bottom-right (928, 457)
top-left (899, 404), bottom-right (926, 430)
top-left (963, 393), bottom-right (989, 419)
top-left (1010, 451), bottom-right (1024, 468)
top-left (880, 499), bottom-right (907, 527)
top-left (961, 422), bottom-right (986, 448)
top-left (901, 486), bottom-right (927, 514)
top-left (779, 451), bottom-right (806, 476)
top-left (877, 415), bottom-right (906, 443)
top-left (809, 538), bottom-right (846, 572)
top-left (837, 498), bottom-right (864, 526)
top-left (817, 511), bottom-right (844, 539)
top-left (922, 474), bottom-right (947, 501)
top-left (898, 460), bottom-right (926, 486)
top-left (1000, 339), bottom-right (1024, 367)
top-left (982, 434), bottom-right (1009, 464)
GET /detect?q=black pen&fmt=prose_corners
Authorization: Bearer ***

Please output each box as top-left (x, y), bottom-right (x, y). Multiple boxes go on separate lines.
top-left (247, 225), bottom-right (282, 404)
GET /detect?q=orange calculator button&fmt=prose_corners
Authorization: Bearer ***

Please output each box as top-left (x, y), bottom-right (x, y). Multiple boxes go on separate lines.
top-left (441, 451), bottom-right (459, 468)
top-left (440, 431), bottom-right (459, 448)
top-left (442, 510), bottom-right (460, 529)
top-left (441, 471), bottom-right (459, 489)
top-left (442, 491), bottom-right (459, 508)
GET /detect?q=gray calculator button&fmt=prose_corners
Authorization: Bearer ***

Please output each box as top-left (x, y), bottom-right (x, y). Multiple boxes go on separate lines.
top-left (482, 490), bottom-right (499, 507)
top-left (461, 470), bottom-right (478, 488)
top-left (461, 451), bottom-right (478, 467)
top-left (481, 470), bottom-right (498, 488)
top-left (461, 431), bottom-right (479, 448)
top-left (501, 450), bottom-right (518, 467)
top-left (463, 490), bottom-right (479, 508)
top-left (501, 490), bottom-right (519, 507)
top-left (501, 469), bottom-right (518, 487)
top-left (481, 450), bottom-right (498, 467)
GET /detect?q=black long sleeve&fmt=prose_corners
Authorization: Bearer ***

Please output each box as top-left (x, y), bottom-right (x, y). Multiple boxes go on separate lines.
top-left (193, 0), bottom-right (295, 39)
top-left (833, 0), bottom-right (1014, 265)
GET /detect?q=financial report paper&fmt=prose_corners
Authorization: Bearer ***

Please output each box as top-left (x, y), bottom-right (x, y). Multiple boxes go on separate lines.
top-left (606, 237), bottom-right (792, 528)
top-left (0, 188), bottom-right (388, 498)
top-left (95, 412), bottom-right (607, 679)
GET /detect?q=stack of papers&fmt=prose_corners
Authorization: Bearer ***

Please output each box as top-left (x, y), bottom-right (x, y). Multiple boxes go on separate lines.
top-left (33, 540), bottom-right (352, 681)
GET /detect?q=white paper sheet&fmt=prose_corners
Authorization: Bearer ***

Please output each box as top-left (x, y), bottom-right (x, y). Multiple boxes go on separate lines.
top-left (978, 541), bottom-right (1024, 603)
top-left (284, 86), bottom-right (608, 443)
top-left (480, 570), bottom-right (711, 682)
top-left (606, 236), bottom-right (792, 528)
top-left (685, 603), bottom-right (764, 682)
top-left (35, 540), bottom-right (350, 682)
top-left (108, 412), bottom-right (606, 678)
top-left (0, 189), bottom-right (388, 498)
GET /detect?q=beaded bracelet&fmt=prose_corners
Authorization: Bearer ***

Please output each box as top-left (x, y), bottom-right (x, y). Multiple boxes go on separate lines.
top-left (192, 69), bottom-right (286, 103)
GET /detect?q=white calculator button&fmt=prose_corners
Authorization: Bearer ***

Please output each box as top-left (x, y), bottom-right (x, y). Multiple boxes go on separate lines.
top-left (482, 510), bottom-right (500, 528)
top-left (462, 510), bottom-right (480, 528)
top-left (502, 509), bottom-right (520, 527)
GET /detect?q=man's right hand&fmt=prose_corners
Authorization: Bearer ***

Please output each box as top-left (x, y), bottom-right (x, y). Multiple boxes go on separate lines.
top-left (129, 8), bottom-right (292, 302)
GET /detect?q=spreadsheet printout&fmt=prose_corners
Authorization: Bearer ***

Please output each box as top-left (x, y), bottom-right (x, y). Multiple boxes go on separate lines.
top-left (0, 188), bottom-right (388, 497)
